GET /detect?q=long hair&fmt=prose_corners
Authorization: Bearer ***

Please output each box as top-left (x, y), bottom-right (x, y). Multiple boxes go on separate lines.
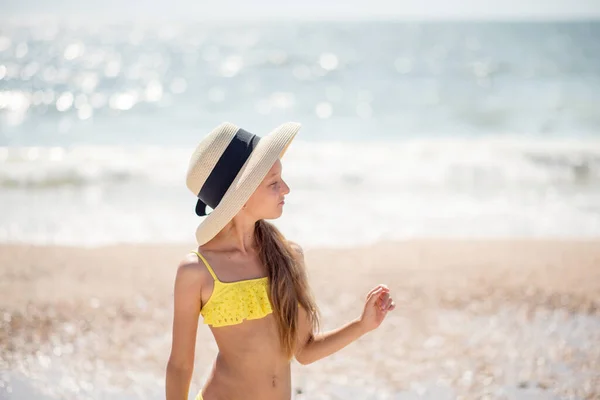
top-left (254, 219), bottom-right (320, 360)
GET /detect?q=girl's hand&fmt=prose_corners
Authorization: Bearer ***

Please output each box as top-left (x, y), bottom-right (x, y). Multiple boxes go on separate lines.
top-left (358, 284), bottom-right (395, 333)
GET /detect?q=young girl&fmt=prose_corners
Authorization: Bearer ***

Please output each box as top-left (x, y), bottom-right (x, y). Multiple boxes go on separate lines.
top-left (166, 122), bottom-right (395, 400)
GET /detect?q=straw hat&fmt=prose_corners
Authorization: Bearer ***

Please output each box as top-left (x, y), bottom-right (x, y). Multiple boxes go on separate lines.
top-left (186, 122), bottom-right (300, 245)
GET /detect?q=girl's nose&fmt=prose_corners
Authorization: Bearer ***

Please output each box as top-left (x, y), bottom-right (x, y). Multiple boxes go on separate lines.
top-left (282, 180), bottom-right (290, 195)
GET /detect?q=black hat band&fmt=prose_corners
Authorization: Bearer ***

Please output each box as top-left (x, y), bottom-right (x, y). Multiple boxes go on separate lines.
top-left (195, 128), bottom-right (261, 216)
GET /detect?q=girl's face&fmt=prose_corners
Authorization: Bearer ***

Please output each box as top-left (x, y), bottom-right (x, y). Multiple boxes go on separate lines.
top-left (243, 159), bottom-right (290, 220)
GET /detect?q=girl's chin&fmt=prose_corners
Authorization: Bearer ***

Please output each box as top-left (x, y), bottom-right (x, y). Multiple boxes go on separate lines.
top-left (267, 209), bottom-right (284, 219)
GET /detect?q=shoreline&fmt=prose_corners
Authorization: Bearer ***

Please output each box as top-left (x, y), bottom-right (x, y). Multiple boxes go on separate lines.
top-left (1, 239), bottom-right (599, 399)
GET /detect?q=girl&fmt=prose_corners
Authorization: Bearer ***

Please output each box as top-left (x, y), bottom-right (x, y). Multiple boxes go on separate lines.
top-left (166, 122), bottom-right (395, 400)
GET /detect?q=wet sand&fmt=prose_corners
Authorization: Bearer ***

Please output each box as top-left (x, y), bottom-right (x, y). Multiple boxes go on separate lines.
top-left (1, 240), bottom-right (599, 399)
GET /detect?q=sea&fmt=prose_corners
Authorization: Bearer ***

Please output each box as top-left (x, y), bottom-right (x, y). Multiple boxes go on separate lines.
top-left (1, 19), bottom-right (600, 247)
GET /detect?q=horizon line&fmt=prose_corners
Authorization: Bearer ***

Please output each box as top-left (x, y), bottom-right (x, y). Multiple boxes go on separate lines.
top-left (3, 12), bottom-right (600, 23)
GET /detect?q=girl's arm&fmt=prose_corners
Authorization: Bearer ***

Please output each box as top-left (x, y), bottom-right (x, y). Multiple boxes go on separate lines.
top-left (295, 285), bottom-right (392, 365)
top-left (166, 258), bottom-right (204, 400)
top-left (290, 242), bottom-right (395, 365)
top-left (295, 306), bottom-right (368, 365)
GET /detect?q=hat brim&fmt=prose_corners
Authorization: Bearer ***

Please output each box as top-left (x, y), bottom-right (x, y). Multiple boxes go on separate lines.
top-left (195, 122), bottom-right (300, 245)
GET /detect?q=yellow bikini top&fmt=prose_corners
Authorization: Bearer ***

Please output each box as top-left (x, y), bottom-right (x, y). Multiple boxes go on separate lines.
top-left (191, 251), bottom-right (273, 327)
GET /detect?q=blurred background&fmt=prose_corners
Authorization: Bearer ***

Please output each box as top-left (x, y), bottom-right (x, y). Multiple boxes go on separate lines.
top-left (2, 2), bottom-right (600, 400)
top-left (2, 0), bottom-right (599, 247)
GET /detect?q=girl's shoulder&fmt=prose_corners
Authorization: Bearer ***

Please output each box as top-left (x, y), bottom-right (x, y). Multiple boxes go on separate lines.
top-left (287, 240), bottom-right (305, 266)
top-left (287, 240), bottom-right (303, 254)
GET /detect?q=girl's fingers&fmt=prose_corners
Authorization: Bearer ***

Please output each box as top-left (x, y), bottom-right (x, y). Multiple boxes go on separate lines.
top-left (387, 299), bottom-right (395, 311)
top-left (367, 284), bottom-right (389, 298)
top-left (378, 292), bottom-right (390, 310)
top-left (366, 286), bottom-right (381, 298)
top-left (380, 297), bottom-right (394, 312)
top-left (366, 287), bottom-right (384, 305)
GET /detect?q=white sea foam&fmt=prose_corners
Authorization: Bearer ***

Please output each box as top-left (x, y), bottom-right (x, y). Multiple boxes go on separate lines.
top-left (2, 137), bottom-right (599, 246)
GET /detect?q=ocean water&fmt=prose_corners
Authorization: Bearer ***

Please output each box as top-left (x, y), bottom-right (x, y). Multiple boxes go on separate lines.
top-left (1, 19), bottom-right (600, 246)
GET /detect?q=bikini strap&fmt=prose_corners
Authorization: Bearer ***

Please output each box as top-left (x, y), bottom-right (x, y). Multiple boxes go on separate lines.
top-left (191, 251), bottom-right (219, 282)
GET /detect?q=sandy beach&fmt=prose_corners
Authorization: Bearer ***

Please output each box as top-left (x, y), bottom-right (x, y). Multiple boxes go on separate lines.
top-left (1, 240), bottom-right (599, 399)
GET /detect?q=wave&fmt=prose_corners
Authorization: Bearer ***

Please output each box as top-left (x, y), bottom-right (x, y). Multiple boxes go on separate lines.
top-left (2, 137), bottom-right (600, 190)
top-left (0, 145), bottom-right (188, 188)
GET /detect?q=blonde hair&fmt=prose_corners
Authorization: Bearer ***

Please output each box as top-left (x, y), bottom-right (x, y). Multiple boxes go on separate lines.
top-left (254, 219), bottom-right (320, 360)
